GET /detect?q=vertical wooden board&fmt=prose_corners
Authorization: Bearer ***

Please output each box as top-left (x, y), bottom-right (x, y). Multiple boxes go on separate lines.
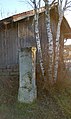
top-left (0, 31), bottom-right (3, 67)
top-left (2, 30), bottom-right (5, 67)
top-left (5, 24), bottom-right (18, 66)
top-left (18, 18), bottom-right (35, 48)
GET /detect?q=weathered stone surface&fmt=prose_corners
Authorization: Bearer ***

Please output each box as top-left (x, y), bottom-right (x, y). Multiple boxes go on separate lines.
top-left (18, 87), bottom-right (37, 103)
top-left (18, 47), bottom-right (37, 103)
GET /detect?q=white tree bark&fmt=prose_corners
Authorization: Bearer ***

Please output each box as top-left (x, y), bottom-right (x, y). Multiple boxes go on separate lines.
top-left (33, 0), bottom-right (69, 81)
top-left (34, 2), bottom-right (46, 79)
top-left (45, 0), bottom-right (54, 81)
top-left (54, 4), bottom-right (64, 80)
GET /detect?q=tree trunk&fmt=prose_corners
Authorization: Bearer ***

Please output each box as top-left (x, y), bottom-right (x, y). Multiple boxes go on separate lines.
top-left (57, 34), bottom-right (64, 81)
top-left (45, 1), bottom-right (54, 81)
top-left (34, 3), bottom-right (45, 80)
top-left (54, 5), bottom-right (63, 81)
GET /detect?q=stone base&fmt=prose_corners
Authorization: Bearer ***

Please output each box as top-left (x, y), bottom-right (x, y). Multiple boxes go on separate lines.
top-left (18, 87), bottom-right (37, 103)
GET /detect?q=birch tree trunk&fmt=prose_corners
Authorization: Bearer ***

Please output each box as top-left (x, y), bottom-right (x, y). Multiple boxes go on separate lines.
top-left (34, 1), bottom-right (46, 80)
top-left (44, 0), bottom-right (70, 81)
top-left (54, 0), bottom-right (71, 81)
top-left (45, 0), bottom-right (54, 81)
top-left (54, 5), bottom-right (64, 81)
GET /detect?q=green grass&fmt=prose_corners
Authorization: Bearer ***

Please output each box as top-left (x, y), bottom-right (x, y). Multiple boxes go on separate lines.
top-left (49, 79), bottom-right (71, 119)
top-left (0, 75), bottom-right (71, 119)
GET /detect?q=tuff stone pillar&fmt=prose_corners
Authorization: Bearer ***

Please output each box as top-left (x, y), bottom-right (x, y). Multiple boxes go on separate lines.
top-left (18, 47), bottom-right (37, 103)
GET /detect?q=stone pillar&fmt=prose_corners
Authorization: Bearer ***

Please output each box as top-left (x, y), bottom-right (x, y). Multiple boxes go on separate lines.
top-left (18, 47), bottom-right (37, 103)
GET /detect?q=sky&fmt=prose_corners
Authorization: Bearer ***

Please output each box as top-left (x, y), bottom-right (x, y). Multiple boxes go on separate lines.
top-left (0, 0), bottom-right (71, 45)
top-left (0, 0), bottom-right (32, 18)
top-left (0, 0), bottom-right (44, 18)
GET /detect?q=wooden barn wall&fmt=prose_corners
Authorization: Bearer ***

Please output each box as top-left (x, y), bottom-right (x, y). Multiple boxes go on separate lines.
top-left (0, 12), bottom-right (62, 68)
top-left (18, 13), bottom-right (48, 69)
top-left (0, 23), bottom-right (18, 68)
top-left (18, 13), bottom-right (55, 49)
top-left (18, 13), bottom-right (56, 49)
top-left (18, 13), bottom-right (57, 75)
top-left (18, 17), bottom-right (36, 48)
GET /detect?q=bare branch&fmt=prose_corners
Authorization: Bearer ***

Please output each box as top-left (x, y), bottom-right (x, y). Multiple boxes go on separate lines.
top-left (19, 0), bottom-right (34, 8)
top-left (63, 0), bottom-right (70, 11)
top-left (50, 0), bottom-right (56, 5)
top-left (66, 3), bottom-right (71, 7)
top-left (37, 0), bottom-right (41, 8)
top-left (29, 0), bottom-right (34, 3)
top-left (67, 1), bottom-right (71, 5)
top-left (65, 8), bottom-right (71, 11)
top-left (64, 0), bottom-right (68, 8)
top-left (27, 0), bottom-right (34, 8)
top-left (64, 5), bottom-right (71, 11)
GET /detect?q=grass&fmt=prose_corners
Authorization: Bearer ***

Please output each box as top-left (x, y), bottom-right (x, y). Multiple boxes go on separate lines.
top-left (49, 78), bottom-right (71, 119)
top-left (0, 74), bottom-right (71, 119)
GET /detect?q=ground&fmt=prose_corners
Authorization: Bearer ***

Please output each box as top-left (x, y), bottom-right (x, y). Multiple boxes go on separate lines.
top-left (0, 72), bottom-right (71, 119)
